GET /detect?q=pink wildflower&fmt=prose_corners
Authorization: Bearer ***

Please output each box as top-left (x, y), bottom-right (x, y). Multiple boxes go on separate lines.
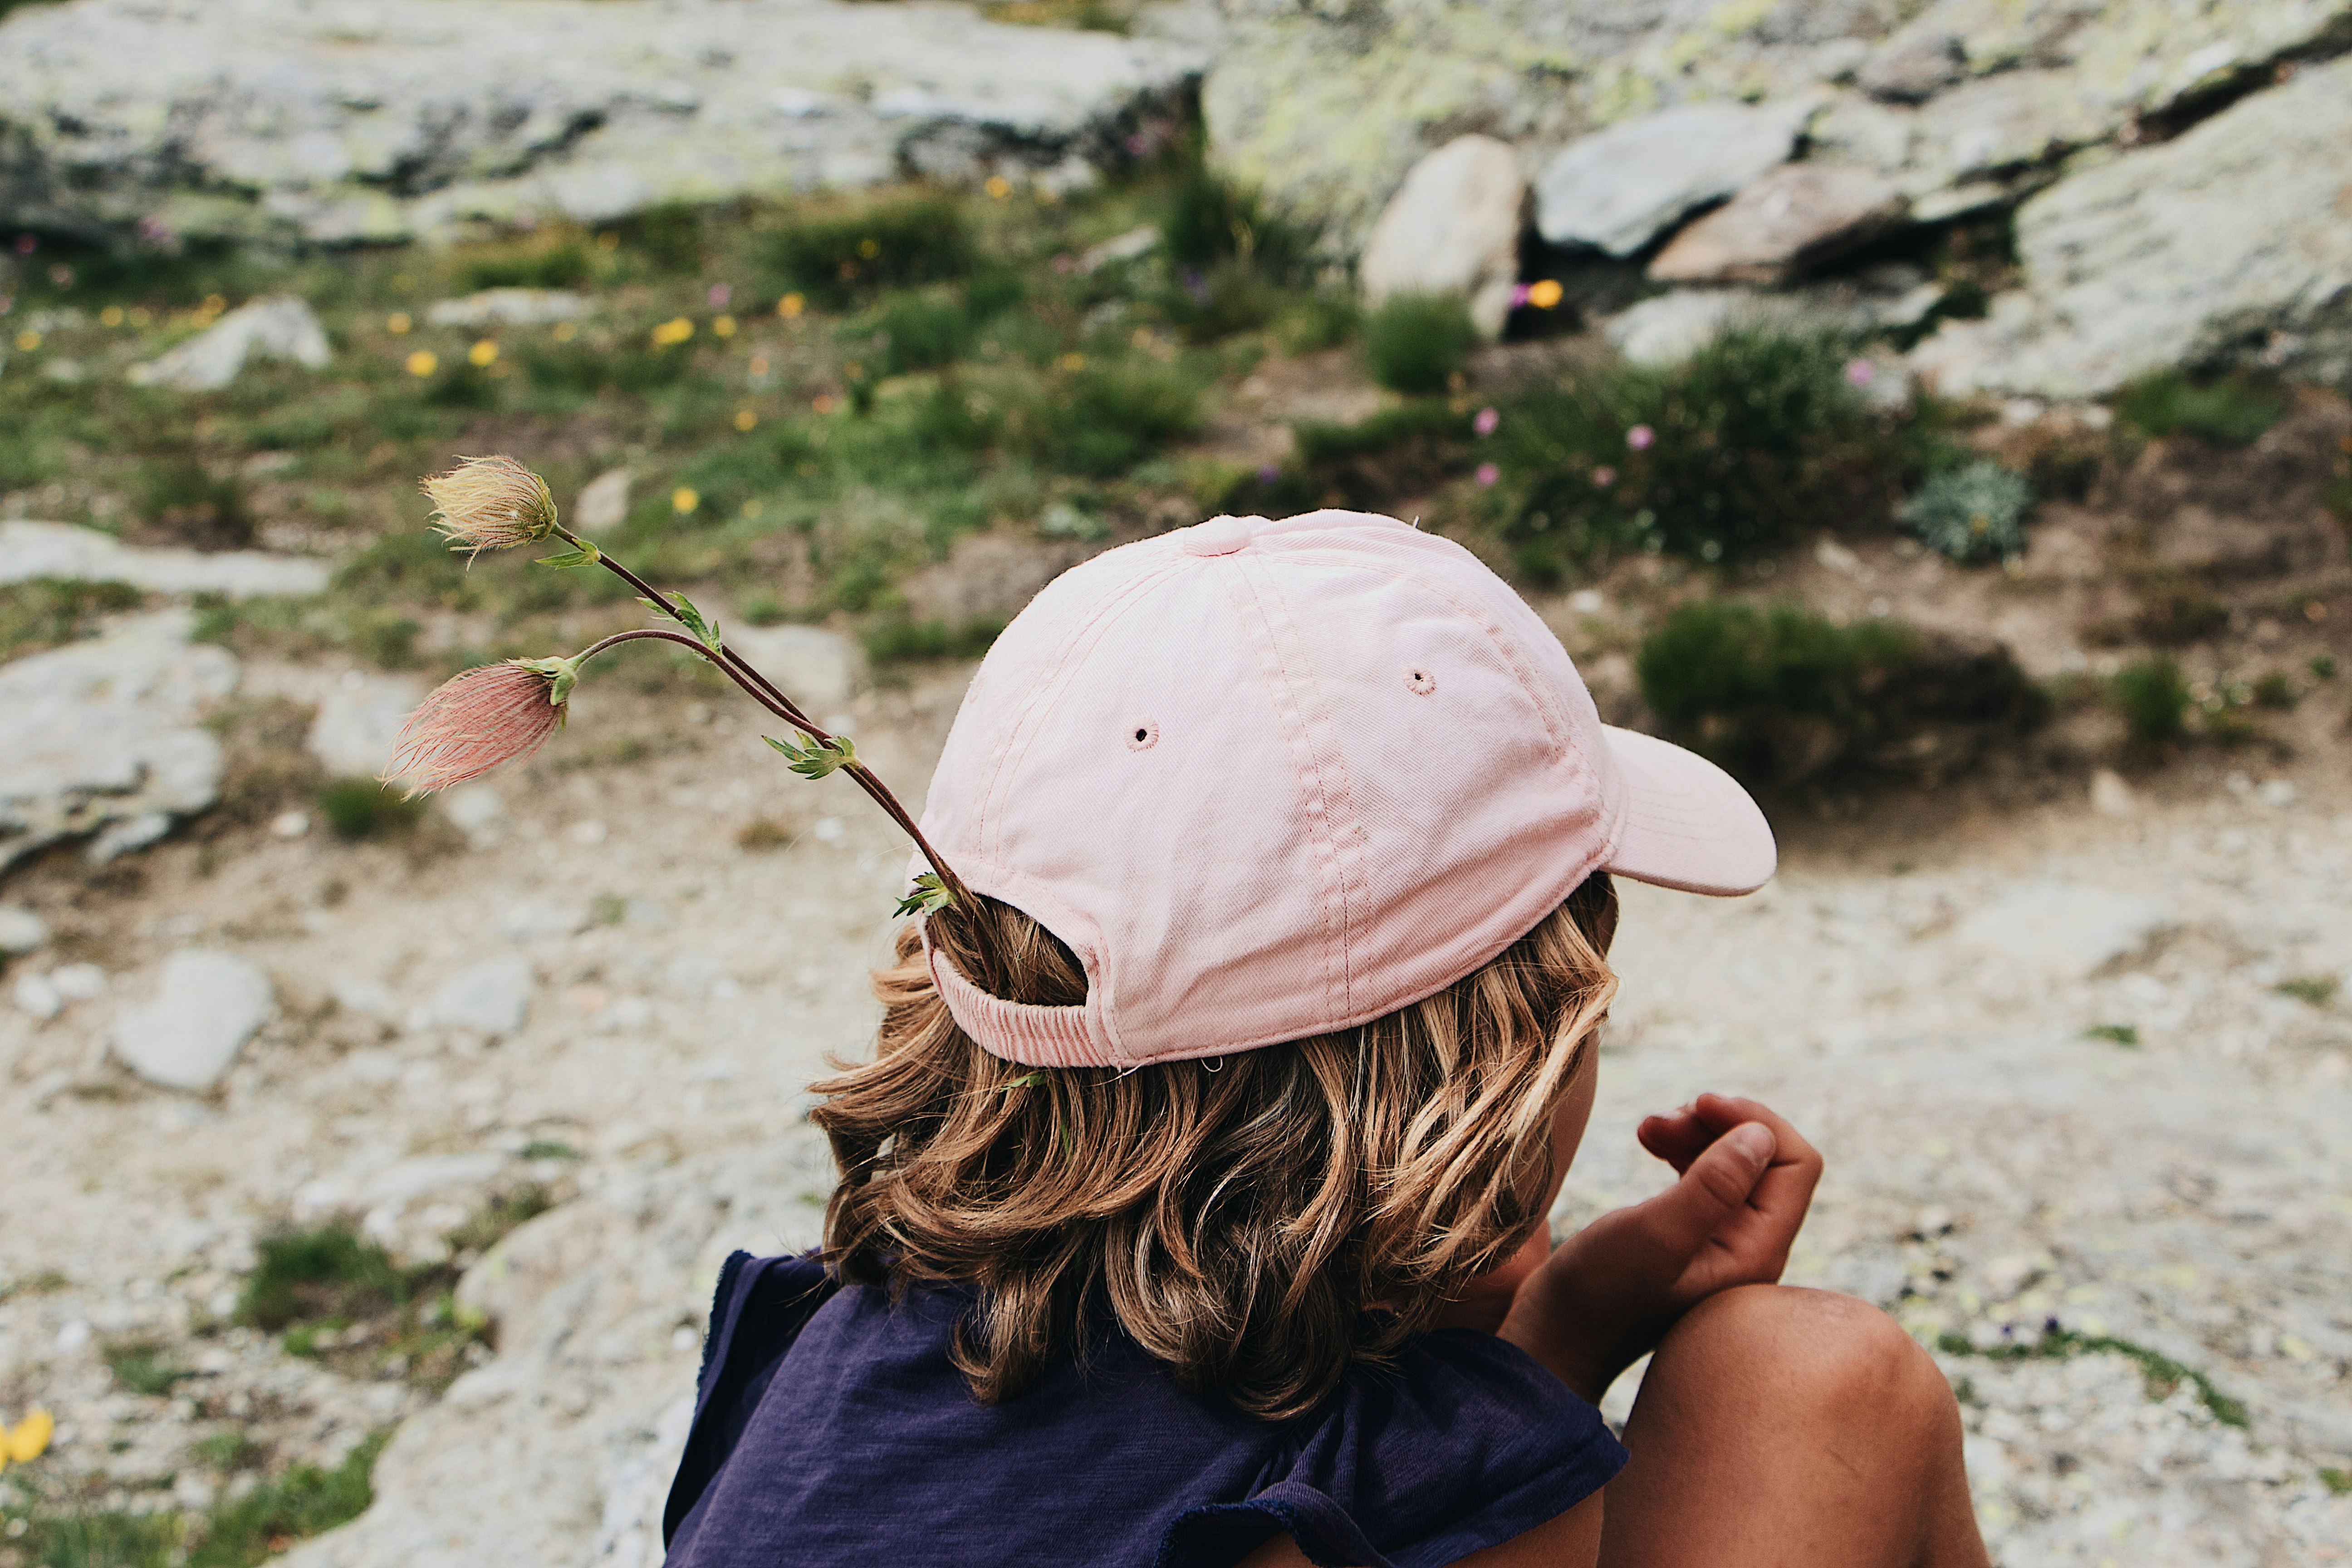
top-left (1473, 407), bottom-right (1499, 437)
top-left (1475, 462), bottom-right (1499, 487)
top-left (708, 281), bottom-right (733, 309)
top-left (421, 455), bottom-right (559, 556)
top-left (386, 658), bottom-right (574, 793)
top-left (1626, 425), bottom-right (1655, 451)
top-left (1845, 357), bottom-right (1876, 387)
top-left (1592, 466), bottom-right (1617, 489)
top-left (1508, 283), bottom-right (1533, 309)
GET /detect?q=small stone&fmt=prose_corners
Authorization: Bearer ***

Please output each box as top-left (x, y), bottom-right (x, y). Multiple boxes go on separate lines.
top-left (1534, 98), bottom-right (1814, 256)
top-left (0, 904), bottom-right (48, 955)
top-left (1954, 885), bottom-right (2170, 980)
top-left (127, 297), bottom-right (331, 391)
top-left (2255, 779), bottom-right (2298, 808)
top-left (270, 809), bottom-right (312, 838)
top-left (811, 817), bottom-right (847, 845)
top-left (13, 971), bottom-right (64, 1020)
top-left (1075, 225), bottom-right (1159, 274)
top-left (109, 950), bottom-right (275, 1092)
top-left (50, 962), bottom-right (106, 1001)
top-left (1359, 134), bottom-right (1527, 338)
top-left (309, 675), bottom-right (427, 779)
top-left (566, 820), bottom-right (609, 847)
top-left (442, 784), bottom-right (506, 845)
top-left (0, 520), bottom-right (328, 599)
top-left (2090, 769), bottom-right (2137, 818)
top-left (573, 470), bottom-right (632, 532)
top-left (423, 289), bottom-right (591, 328)
top-left (1858, 32), bottom-right (1965, 104)
top-left (1648, 164), bottom-right (1907, 286)
top-left (425, 956), bottom-right (534, 1036)
top-left (86, 811), bottom-right (172, 864)
top-left (723, 624), bottom-right (865, 710)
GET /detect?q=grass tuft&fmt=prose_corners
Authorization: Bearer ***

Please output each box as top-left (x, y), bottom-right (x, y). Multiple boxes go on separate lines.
top-left (2084, 1023), bottom-right (2141, 1047)
top-left (2113, 371), bottom-right (2284, 448)
top-left (315, 779), bottom-right (426, 841)
top-left (1361, 294), bottom-right (1477, 396)
top-left (2111, 658), bottom-right (2192, 745)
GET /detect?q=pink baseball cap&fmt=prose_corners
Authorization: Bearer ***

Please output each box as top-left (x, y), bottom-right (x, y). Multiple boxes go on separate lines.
top-left (914, 510), bottom-right (1775, 1068)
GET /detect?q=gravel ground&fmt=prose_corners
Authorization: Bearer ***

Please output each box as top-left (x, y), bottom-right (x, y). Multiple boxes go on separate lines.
top-left (3, 653), bottom-right (2349, 1565)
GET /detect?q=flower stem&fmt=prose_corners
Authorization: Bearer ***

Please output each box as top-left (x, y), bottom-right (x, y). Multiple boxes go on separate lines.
top-left (567, 566), bottom-right (981, 923)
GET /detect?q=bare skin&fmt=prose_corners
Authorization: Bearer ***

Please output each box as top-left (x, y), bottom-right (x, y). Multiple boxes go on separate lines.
top-left (1239, 1068), bottom-right (1991, 1568)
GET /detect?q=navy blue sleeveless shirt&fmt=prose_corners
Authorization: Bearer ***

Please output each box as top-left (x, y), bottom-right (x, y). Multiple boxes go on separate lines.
top-left (662, 1253), bottom-right (1627, 1568)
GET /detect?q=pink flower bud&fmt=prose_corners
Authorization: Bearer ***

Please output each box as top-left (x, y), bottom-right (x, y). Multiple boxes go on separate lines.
top-left (421, 455), bottom-right (559, 557)
top-left (386, 658), bottom-right (573, 793)
top-left (1475, 462), bottom-right (1499, 487)
top-left (1473, 407), bottom-right (1499, 437)
top-left (1626, 424), bottom-right (1654, 451)
top-left (1845, 357), bottom-right (1876, 387)
top-left (1592, 465), bottom-right (1617, 489)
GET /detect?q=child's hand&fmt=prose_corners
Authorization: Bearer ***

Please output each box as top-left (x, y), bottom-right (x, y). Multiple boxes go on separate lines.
top-left (1499, 1093), bottom-right (1823, 1404)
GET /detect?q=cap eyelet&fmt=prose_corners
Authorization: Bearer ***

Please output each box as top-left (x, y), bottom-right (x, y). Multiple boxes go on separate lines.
top-left (1127, 720), bottom-right (1160, 751)
top-left (1405, 667), bottom-right (1437, 696)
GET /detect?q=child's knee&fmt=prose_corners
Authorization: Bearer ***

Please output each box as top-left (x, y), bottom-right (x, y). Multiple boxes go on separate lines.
top-left (1659, 1286), bottom-right (1955, 1436)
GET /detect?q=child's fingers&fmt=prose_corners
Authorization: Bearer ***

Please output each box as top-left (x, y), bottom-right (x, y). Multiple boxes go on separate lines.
top-left (1639, 1121), bottom-right (1777, 1259)
top-left (1636, 1106), bottom-right (1714, 1172)
top-left (1682, 1095), bottom-right (1823, 1277)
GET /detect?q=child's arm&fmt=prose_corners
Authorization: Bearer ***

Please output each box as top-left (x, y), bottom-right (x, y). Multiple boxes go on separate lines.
top-left (1499, 1094), bottom-right (1823, 1405)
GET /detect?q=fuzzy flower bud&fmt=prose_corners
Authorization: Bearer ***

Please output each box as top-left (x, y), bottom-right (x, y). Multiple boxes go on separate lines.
top-left (421, 455), bottom-right (559, 556)
top-left (386, 657), bottom-right (575, 793)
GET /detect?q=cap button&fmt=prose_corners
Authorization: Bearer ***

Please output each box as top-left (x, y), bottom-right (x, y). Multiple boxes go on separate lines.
top-left (1182, 516), bottom-right (1252, 557)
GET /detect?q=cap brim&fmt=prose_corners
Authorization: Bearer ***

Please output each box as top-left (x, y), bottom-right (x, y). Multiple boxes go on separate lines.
top-left (1599, 725), bottom-right (1778, 897)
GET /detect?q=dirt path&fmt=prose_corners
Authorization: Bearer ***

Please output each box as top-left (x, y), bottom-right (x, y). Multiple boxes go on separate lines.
top-left (3, 646), bottom-right (2349, 1566)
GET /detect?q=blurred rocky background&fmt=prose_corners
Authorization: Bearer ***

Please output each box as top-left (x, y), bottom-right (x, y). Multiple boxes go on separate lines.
top-left (1, 1), bottom-right (2349, 1564)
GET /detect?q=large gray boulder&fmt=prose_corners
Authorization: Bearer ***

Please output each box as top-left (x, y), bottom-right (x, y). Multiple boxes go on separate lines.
top-left (1203, 0), bottom-right (2352, 259)
top-left (1534, 98), bottom-right (1815, 257)
top-left (1909, 53), bottom-right (2352, 398)
top-left (0, 520), bottom-right (328, 598)
top-left (0, 610), bottom-right (238, 871)
top-left (1359, 135), bottom-right (1526, 339)
top-left (1648, 163), bottom-right (1907, 285)
top-left (0, 0), bottom-right (1207, 245)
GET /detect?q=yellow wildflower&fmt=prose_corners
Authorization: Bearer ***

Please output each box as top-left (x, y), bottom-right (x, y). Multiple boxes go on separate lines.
top-left (0, 1408), bottom-right (54, 1472)
top-left (984, 175), bottom-right (1011, 199)
top-left (778, 293), bottom-right (805, 320)
top-left (651, 317), bottom-right (695, 348)
top-left (468, 339), bottom-right (500, 368)
top-left (734, 408), bottom-right (757, 432)
top-left (1056, 352), bottom-right (1086, 372)
top-left (1526, 279), bottom-right (1564, 309)
top-left (405, 349), bottom-right (439, 377)
top-left (672, 486), bottom-right (700, 515)
top-left (387, 312), bottom-right (412, 334)
top-left (100, 305), bottom-right (125, 327)
top-left (713, 314), bottom-right (737, 339)
top-left (13, 331), bottom-right (38, 353)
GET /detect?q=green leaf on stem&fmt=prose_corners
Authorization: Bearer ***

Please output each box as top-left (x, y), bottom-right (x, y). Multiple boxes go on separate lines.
top-left (893, 871), bottom-right (956, 918)
top-left (536, 543), bottom-right (602, 568)
top-left (764, 730), bottom-right (858, 780)
top-left (638, 593), bottom-right (725, 654)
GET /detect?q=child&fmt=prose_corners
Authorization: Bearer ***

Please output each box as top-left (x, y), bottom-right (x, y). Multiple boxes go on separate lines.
top-left (659, 511), bottom-right (1988, 1568)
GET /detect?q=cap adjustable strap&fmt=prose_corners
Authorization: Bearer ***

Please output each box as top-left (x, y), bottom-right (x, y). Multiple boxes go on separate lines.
top-left (922, 926), bottom-right (1116, 1068)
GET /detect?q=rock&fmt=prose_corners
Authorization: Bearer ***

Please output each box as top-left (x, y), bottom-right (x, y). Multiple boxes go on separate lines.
top-left (1953, 885), bottom-right (2170, 980)
top-left (1647, 164), bottom-right (1906, 286)
top-left (50, 962), bottom-right (105, 1001)
top-left (1534, 98), bottom-right (1815, 256)
top-left (0, 521), bottom-right (329, 598)
top-left (425, 957), bottom-right (534, 1036)
top-left (12, 971), bottom-right (63, 1020)
top-left (423, 290), bottom-right (590, 330)
top-left (270, 809), bottom-right (311, 838)
top-left (274, 1139), bottom-right (828, 1568)
top-left (1908, 54), bottom-right (2352, 398)
top-left (573, 470), bottom-right (631, 533)
top-left (724, 624), bottom-right (864, 710)
top-left (1075, 225), bottom-right (1158, 274)
top-left (109, 950), bottom-right (275, 1092)
top-left (0, 609), bottom-right (238, 871)
top-left (0, 0), bottom-right (1208, 247)
top-left (308, 674), bottom-right (427, 780)
top-left (87, 811), bottom-right (172, 864)
top-left (2090, 769), bottom-right (2137, 819)
top-left (1858, 32), bottom-right (1965, 104)
top-left (0, 904), bottom-right (48, 955)
top-left (1359, 135), bottom-right (1526, 339)
top-left (441, 785), bottom-right (506, 847)
top-left (125, 297), bottom-right (330, 391)
top-left (1598, 282), bottom-right (1899, 369)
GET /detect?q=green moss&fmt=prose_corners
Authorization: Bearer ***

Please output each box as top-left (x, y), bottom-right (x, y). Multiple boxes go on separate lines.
top-left (1361, 294), bottom-right (1477, 396)
top-left (2113, 371), bottom-right (2283, 448)
top-left (2084, 1023), bottom-right (2141, 1047)
top-left (236, 1225), bottom-right (411, 1332)
top-left (102, 1339), bottom-right (196, 1397)
top-left (2274, 976), bottom-right (2337, 1007)
top-left (0, 579), bottom-right (147, 660)
top-left (1935, 1328), bottom-right (2245, 1428)
top-left (315, 779), bottom-right (425, 841)
top-left (2111, 658), bottom-right (2192, 745)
